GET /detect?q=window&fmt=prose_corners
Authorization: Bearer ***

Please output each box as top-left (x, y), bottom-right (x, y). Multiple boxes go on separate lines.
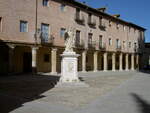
top-left (20, 21), bottom-right (28, 32)
top-left (109, 20), bottom-right (111, 27)
top-left (88, 13), bottom-right (92, 22)
top-left (41, 23), bottom-right (49, 42)
top-left (99, 16), bottom-right (102, 26)
top-left (76, 8), bottom-right (81, 18)
top-left (108, 38), bottom-right (112, 46)
top-left (116, 39), bottom-right (120, 48)
top-left (123, 41), bottom-right (126, 48)
top-left (134, 28), bottom-right (136, 33)
top-left (123, 25), bottom-right (126, 31)
top-left (0, 17), bottom-right (2, 32)
top-left (60, 4), bottom-right (66, 12)
top-left (60, 28), bottom-right (66, 38)
top-left (128, 42), bottom-right (131, 48)
top-left (116, 23), bottom-right (119, 29)
top-left (134, 42), bottom-right (137, 49)
top-left (43, 0), bottom-right (49, 7)
top-left (76, 30), bottom-right (80, 43)
top-left (44, 54), bottom-right (49, 62)
top-left (99, 35), bottom-right (103, 46)
top-left (129, 27), bottom-right (131, 32)
top-left (88, 33), bottom-right (93, 44)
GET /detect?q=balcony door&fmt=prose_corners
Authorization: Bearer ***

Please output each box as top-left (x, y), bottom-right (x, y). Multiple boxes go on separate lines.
top-left (76, 30), bottom-right (80, 44)
top-left (41, 23), bottom-right (49, 42)
top-left (99, 35), bottom-right (102, 47)
top-left (116, 39), bottom-right (120, 48)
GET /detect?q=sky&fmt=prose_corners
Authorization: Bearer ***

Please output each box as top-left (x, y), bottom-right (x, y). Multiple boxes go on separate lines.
top-left (77, 0), bottom-right (150, 42)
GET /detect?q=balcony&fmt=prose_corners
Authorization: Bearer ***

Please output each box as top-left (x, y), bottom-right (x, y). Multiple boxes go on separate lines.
top-left (99, 23), bottom-right (106, 31)
top-left (40, 33), bottom-right (54, 45)
top-left (116, 45), bottom-right (122, 52)
top-left (88, 41), bottom-right (96, 49)
top-left (74, 40), bottom-right (85, 48)
top-left (99, 42), bottom-right (106, 51)
top-left (134, 46), bottom-right (142, 53)
top-left (88, 18), bottom-right (96, 28)
top-left (75, 13), bottom-right (85, 25)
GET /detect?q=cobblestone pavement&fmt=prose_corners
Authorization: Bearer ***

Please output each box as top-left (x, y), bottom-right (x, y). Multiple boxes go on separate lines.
top-left (1, 71), bottom-right (149, 113)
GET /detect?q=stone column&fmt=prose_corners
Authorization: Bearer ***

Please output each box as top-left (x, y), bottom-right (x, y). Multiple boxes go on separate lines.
top-left (32, 47), bottom-right (38, 74)
top-left (125, 53), bottom-right (129, 71)
top-left (131, 54), bottom-right (135, 70)
top-left (103, 52), bottom-right (108, 71)
top-left (112, 53), bottom-right (116, 71)
top-left (119, 53), bottom-right (123, 71)
top-left (51, 48), bottom-right (57, 74)
top-left (82, 50), bottom-right (87, 72)
top-left (94, 51), bottom-right (98, 72)
top-left (7, 44), bottom-right (15, 73)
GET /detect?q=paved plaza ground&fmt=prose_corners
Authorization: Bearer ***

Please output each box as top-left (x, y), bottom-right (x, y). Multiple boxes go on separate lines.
top-left (0, 71), bottom-right (150, 113)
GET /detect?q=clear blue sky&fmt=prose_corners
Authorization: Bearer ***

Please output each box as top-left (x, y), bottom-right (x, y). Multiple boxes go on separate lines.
top-left (77, 0), bottom-right (150, 42)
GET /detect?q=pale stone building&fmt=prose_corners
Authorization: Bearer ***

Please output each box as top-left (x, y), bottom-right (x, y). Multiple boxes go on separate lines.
top-left (0, 0), bottom-right (146, 74)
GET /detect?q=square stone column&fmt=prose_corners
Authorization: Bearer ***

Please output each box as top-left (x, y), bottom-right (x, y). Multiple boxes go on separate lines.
top-left (103, 52), bottom-right (108, 71)
top-left (32, 47), bottom-right (38, 74)
top-left (119, 53), bottom-right (123, 71)
top-left (131, 54), bottom-right (135, 70)
top-left (94, 51), bottom-right (98, 72)
top-left (112, 53), bottom-right (116, 71)
top-left (125, 53), bottom-right (129, 71)
top-left (51, 48), bottom-right (57, 75)
top-left (82, 50), bottom-right (87, 72)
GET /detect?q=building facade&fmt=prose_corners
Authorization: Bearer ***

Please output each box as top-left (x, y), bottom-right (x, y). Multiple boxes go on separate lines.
top-left (143, 43), bottom-right (150, 69)
top-left (0, 0), bottom-right (146, 75)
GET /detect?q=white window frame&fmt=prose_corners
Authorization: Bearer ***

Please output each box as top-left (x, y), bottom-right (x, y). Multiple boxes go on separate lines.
top-left (20, 20), bottom-right (28, 32)
top-left (108, 38), bottom-right (112, 46)
top-left (60, 28), bottom-right (66, 38)
top-left (60, 4), bottom-right (66, 12)
top-left (43, 0), bottom-right (49, 7)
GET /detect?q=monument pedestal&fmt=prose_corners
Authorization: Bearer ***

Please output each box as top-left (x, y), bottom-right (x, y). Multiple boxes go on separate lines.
top-left (55, 52), bottom-right (89, 88)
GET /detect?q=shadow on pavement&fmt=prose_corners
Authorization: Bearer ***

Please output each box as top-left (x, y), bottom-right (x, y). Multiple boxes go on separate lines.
top-left (131, 93), bottom-right (150, 113)
top-left (0, 74), bottom-right (59, 113)
top-left (139, 70), bottom-right (150, 75)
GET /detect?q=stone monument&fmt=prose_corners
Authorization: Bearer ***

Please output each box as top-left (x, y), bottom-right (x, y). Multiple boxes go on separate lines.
top-left (56, 28), bottom-right (88, 87)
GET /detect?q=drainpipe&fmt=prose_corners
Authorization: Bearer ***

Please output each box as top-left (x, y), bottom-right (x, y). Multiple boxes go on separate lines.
top-left (35, 0), bottom-right (38, 44)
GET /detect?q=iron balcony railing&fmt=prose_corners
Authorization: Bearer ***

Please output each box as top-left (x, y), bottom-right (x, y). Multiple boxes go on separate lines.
top-left (40, 33), bottom-right (54, 44)
top-left (74, 40), bottom-right (85, 48)
top-left (88, 41), bottom-right (96, 49)
top-left (75, 13), bottom-right (85, 25)
top-left (88, 18), bottom-right (96, 28)
top-left (99, 23), bottom-right (106, 31)
top-left (99, 42), bottom-right (106, 51)
top-left (116, 45), bottom-right (122, 52)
